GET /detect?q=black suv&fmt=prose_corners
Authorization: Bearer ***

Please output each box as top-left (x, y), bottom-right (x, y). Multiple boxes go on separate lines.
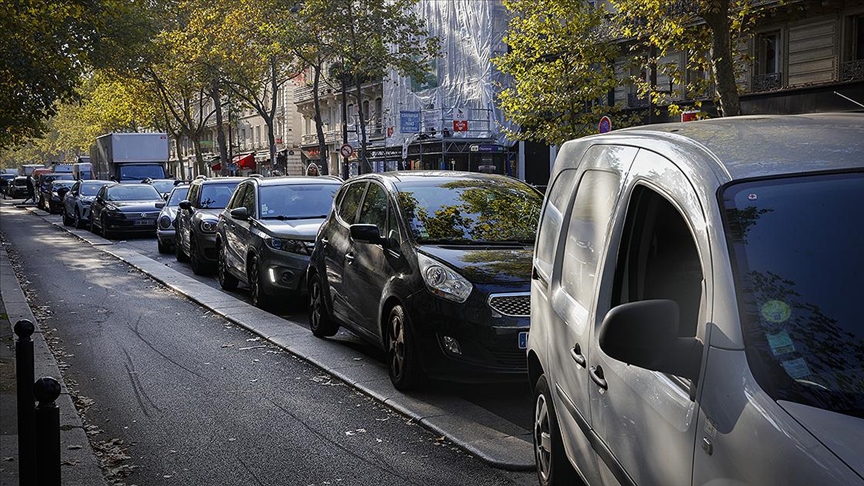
top-left (216, 176), bottom-right (342, 308)
top-left (175, 176), bottom-right (243, 274)
top-left (307, 171), bottom-right (543, 390)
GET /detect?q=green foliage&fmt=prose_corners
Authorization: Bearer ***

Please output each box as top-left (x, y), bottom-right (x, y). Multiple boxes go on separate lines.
top-left (493, 0), bottom-right (635, 146)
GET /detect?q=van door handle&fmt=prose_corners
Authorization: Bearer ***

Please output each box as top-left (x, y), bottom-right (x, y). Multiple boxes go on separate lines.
top-left (570, 344), bottom-right (586, 368)
top-left (345, 252), bottom-right (354, 263)
top-left (589, 365), bottom-right (608, 390)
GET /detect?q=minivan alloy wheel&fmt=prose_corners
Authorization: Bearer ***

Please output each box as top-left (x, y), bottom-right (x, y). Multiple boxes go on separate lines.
top-left (309, 273), bottom-right (338, 337)
top-left (248, 256), bottom-right (269, 308)
top-left (217, 244), bottom-right (238, 290)
top-left (386, 305), bottom-right (422, 390)
top-left (533, 374), bottom-right (580, 486)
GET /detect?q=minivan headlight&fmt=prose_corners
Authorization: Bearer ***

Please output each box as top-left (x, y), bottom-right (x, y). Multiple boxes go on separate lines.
top-left (417, 253), bottom-right (472, 303)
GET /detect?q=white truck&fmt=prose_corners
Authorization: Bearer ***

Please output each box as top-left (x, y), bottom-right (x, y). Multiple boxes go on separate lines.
top-left (91, 133), bottom-right (169, 181)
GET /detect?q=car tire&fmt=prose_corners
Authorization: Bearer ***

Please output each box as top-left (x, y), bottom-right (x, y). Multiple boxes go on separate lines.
top-left (175, 231), bottom-right (189, 262)
top-left (386, 304), bottom-right (424, 391)
top-left (62, 208), bottom-right (73, 226)
top-left (189, 238), bottom-right (207, 275)
top-left (217, 244), bottom-right (239, 290)
top-left (89, 213), bottom-right (98, 234)
top-left (157, 239), bottom-right (170, 254)
top-left (74, 209), bottom-right (85, 229)
top-left (534, 374), bottom-right (581, 486)
top-left (248, 256), bottom-right (270, 308)
top-left (101, 216), bottom-right (113, 239)
top-left (309, 272), bottom-right (338, 337)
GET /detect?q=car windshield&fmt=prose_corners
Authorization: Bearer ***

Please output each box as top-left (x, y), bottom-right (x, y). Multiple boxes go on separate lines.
top-left (396, 178), bottom-right (542, 244)
top-left (51, 181), bottom-right (74, 190)
top-left (167, 186), bottom-right (189, 206)
top-left (106, 184), bottom-right (163, 201)
top-left (199, 182), bottom-right (238, 209)
top-left (722, 172), bottom-right (864, 418)
top-left (258, 183), bottom-right (338, 219)
top-left (149, 180), bottom-right (175, 194)
top-left (80, 182), bottom-right (108, 196)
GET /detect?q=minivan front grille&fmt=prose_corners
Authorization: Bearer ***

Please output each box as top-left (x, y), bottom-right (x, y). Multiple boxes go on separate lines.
top-left (488, 292), bottom-right (530, 317)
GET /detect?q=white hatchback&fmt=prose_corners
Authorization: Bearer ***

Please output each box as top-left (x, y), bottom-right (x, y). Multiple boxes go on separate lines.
top-left (528, 113), bottom-right (864, 486)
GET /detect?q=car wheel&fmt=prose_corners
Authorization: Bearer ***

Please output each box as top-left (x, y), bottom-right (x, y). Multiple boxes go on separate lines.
top-left (189, 238), bottom-right (207, 275)
top-left (534, 374), bottom-right (581, 486)
top-left (89, 213), bottom-right (98, 234)
top-left (248, 256), bottom-right (270, 308)
top-left (62, 208), bottom-right (73, 226)
top-left (101, 216), bottom-right (113, 239)
top-left (157, 239), bottom-right (170, 254)
top-left (386, 304), bottom-right (423, 391)
top-left (175, 232), bottom-right (189, 262)
top-left (309, 272), bottom-right (338, 337)
top-left (74, 209), bottom-right (85, 229)
top-left (217, 244), bottom-right (239, 290)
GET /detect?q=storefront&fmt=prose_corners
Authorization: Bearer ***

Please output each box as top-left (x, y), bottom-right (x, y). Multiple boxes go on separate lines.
top-left (403, 139), bottom-right (516, 176)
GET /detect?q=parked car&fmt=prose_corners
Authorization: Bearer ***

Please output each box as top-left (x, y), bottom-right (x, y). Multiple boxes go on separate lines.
top-left (216, 176), bottom-right (342, 308)
top-left (37, 173), bottom-right (74, 210)
top-left (7, 176), bottom-right (29, 199)
top-left (527, 113), bottom-right (864, 486)
top-left (62, 180), bottom-right (113, 228)
top-left (89, 183), bottom-right (164, 239)
top-left (0, 173), bottom-right (15, 198)
top-left (156, 184), bottom-right (189, 254)
top-left (143, 178), bottom-right (178, 199)
top-left (175, 176), bottom-right (243, 274)
top-left (307, 171), bottom-right (543, 390)
top-left (43, 179), bottom-right (75, 213)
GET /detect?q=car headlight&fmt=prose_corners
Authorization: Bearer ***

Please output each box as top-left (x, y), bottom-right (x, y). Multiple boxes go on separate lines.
top-left (159, 215), bottom-right (173, 229)
top-left (265, 236), bottom-right (312, 255)
top-left (199, 219), bottom-right (218, 233)
top-left (417, 253), bottom-right (472, 303)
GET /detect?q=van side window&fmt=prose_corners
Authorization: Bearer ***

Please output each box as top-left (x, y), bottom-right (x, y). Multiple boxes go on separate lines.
top-left (561, 170), bottom-right (620, 306)
top-left (535, 169), bottom-right (578, 280)
top-left (612, 186), bottom-right (703, 337)
top-left (358, 183), bottom-right (388, 237)
top-left (336, 182), bottom-right (366, 224)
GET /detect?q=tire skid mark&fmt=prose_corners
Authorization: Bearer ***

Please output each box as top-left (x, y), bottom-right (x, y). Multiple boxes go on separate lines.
top-left (130, 315), bottom-right (206, 380)
top-left (120, 346), bottom-right (154, 417)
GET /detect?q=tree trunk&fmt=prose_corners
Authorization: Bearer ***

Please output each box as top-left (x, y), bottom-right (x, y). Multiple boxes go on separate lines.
top-left (312, 63), bottom-right (329, 175)
top-left (174, 137), bottom-right (185, 180)
top-left (211, 84), bottom-right (230, 176)
top-left (354, 79), bottom-right (371, 174)
top-left (268, 57), bottom-right (278, 174)
top-left (193, 137), bottom-right (205, 177)
top-left (703, 4), bottom-right (741, 117)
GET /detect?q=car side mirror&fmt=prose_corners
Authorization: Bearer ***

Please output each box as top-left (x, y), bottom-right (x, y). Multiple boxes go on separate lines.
top-left (57, 188), bottom-right (69, 197)
top-left (155, 201), bottom-right (166, 209)
top-left (179, 200), bottom-right (192, 211)
top-left (350, 224), bottom-right (383, 244)
top-left (598, 299), bottom-right (703, 382)
top-left (230, 207), bottom-right (249, 221)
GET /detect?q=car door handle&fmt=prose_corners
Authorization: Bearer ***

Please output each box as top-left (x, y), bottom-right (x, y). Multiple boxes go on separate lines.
top-left (589, 365), bottom-right (608, 390)
top-left (320, 238), bottom-right (329, 246)
top-left (570, 344), bottom-right (586, 368)
top-left (345, 252), bottom-right (354, 263)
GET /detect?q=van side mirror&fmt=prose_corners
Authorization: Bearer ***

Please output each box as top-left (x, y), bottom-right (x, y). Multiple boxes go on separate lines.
top-left (350, 224), bottom-right (383, 244)
top-left (230, 207), bottom-right (249, 221)
top-left (598, 300), bottom-right (703, 382)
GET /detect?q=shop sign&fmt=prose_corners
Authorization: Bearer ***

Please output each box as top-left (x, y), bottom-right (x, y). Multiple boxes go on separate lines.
top-left (469, 144), bottom-right (505, 153)
top-left (453, 108), bottom-right (468, 132)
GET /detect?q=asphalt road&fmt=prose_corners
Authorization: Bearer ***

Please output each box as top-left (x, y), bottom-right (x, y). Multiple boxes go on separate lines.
top-left (1, 201), bottom-right (537, 485)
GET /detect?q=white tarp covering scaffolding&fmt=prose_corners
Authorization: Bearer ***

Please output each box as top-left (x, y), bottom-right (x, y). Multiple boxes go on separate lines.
top-left (382, 0), bottom-right (515, 150)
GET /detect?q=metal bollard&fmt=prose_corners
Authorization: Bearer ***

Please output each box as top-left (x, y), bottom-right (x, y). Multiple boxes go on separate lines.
top-left (14, 319), bottom-right (36, 486)
top-left (34, 377), bottom-right (62, 486)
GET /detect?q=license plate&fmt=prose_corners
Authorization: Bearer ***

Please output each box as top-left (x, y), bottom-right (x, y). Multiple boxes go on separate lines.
top-left (134, 219), bottom-right (154, 226)
top-left (518, 331), bottom-right (529, 350)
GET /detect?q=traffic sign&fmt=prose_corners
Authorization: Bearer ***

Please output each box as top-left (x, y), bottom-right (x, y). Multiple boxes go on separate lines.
top-left (340, 143), bottom-right (353, 158)
top-left (598, 116), bottom-right (612, 133)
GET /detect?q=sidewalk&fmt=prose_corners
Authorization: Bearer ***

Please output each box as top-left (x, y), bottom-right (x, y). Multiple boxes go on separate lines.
top-left (0, 239), bottom-right (108, 485)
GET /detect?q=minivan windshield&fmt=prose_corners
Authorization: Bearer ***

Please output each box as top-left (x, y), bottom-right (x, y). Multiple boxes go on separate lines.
top-left (396, 178), bottom-right (542, 244)
top-left (722, 172), bottom-right (864, 418)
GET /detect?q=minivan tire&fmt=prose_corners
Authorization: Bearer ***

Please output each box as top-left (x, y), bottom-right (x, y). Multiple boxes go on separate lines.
top-left (534, 374), bottom-right (582, 486)
top-left (248, 256), bottom-right (270, 308)
top-left (218, 244), bottom-right (239, 290)
top-left (386, 304), bottom-right (424, 391)
top-left (309, 273), bottom-right (338, 337)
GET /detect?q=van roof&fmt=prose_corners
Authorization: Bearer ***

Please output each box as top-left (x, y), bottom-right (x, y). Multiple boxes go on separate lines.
top-left (611, 113), bottom-right (864, 180)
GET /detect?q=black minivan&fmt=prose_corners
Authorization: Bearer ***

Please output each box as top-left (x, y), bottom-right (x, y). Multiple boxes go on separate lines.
top-left (307, 171), bottom-right (543, 390)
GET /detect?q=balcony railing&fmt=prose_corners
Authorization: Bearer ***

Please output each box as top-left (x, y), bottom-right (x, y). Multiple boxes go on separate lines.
top-left (841, 59), bottom-right (864, 82)
top-left (751, 73), bottom-right (782, 93)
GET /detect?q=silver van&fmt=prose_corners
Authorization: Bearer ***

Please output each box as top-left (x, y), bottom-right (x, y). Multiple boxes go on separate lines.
top-left (528, 113), bottom-right (863, 486)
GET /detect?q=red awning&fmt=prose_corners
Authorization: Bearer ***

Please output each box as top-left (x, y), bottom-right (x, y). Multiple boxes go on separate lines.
top-left (234, 154), bottom-right (256, 170)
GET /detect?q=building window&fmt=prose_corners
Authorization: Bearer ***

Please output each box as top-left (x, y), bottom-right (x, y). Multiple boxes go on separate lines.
top-left (753, 31), bottom-right (782, 92)
top-left (255, 126), bottom-right (261, 148)
top-left (241, 129), bottom-right (246, 150)
top-left (842, 15), bottom-right (864, 81)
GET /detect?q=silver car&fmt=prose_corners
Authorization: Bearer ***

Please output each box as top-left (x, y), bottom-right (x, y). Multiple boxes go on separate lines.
top-left (528, 113), bottom-right (863, 486)
top-left (62, 180), bottom-right (112, 228)
top-left (156, 184), bottom-right (189, 253)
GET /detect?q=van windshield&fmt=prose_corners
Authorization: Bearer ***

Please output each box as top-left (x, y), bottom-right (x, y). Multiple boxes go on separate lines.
top-left (396, 178), bottom-right (542, 244)
top-left (722, 172), bottom-right (864, 418)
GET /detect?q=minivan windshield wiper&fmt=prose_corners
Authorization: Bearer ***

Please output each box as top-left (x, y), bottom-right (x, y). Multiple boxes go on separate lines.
top-left (261, 214), bottom-right (328, 220)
